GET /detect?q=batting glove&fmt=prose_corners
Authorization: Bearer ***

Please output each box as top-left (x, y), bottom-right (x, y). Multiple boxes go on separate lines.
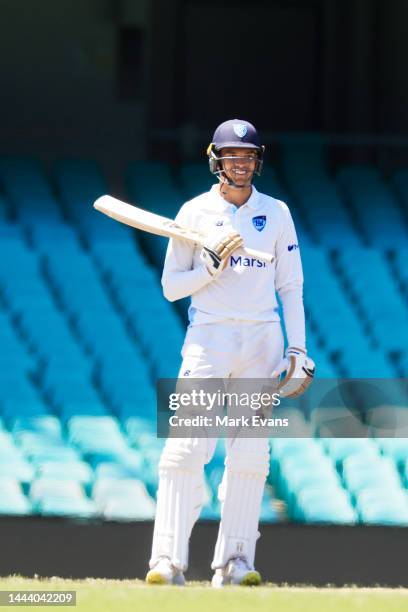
top-left (271, 347), bottom-right (315, 398)
top-left (200, 229), bottom-right (243, 276)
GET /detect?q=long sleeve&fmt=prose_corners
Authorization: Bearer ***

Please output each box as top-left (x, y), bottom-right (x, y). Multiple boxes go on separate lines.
top-left (161, 204), bottom-right (213, 302)
top-left (274, 205), bottom-right (306, 350)
top-left (161, 238), bottom-right (213, 302)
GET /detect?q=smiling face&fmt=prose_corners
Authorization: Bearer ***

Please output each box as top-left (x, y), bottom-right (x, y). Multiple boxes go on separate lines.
top-left (218, 147), bottom-right (258, 188)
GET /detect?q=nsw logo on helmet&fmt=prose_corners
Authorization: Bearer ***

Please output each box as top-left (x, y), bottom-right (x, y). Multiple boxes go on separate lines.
top-left (233, 123), bottom-right (248, 138)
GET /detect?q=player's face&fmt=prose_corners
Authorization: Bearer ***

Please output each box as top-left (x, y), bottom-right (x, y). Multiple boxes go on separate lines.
top-left (219, 147), bottom-right (257, 187)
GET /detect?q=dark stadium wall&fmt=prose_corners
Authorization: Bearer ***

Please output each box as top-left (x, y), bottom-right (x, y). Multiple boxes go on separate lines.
top-left (149, 0), bottom-right (408, 138)
top-left (1, 0), bottom-right (408, 161)
top-left (0, 517), bottom-right (408, 587)
top-left (0, 0), bottom-right (150, 161)
top-left (149, 0), bottom-right (324, 135)
top-left (376, 0), bottom-right (408, 134)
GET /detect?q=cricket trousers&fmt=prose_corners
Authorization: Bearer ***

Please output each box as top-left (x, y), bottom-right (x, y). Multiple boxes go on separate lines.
top-left (150, 320), bottom-right (284, 572)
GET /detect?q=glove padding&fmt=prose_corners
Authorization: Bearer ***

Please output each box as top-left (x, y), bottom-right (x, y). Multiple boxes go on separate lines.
top-left (200, 229), bottom-right (243, 276)
top-left (271, 347), bottom-right (315, 398)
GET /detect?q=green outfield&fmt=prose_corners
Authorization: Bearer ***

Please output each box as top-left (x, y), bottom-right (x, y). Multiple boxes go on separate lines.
top-left (0, 577), bottom-right (408, 612)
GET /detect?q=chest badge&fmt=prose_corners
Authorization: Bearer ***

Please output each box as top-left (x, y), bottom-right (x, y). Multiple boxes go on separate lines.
top-left (252, 215), bottom-right (267, 232)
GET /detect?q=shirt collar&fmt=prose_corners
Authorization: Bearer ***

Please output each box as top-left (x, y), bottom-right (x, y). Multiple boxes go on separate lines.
top-left (210, 184), bottom-right (262, 211)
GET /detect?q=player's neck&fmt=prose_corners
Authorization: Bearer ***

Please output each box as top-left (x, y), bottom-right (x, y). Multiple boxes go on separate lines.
top-left (218, 183), bottom-right (252, 207)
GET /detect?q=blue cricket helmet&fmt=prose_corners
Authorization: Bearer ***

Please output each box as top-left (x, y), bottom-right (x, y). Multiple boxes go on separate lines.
top-left (211, 119), bottom-right (262, 150)
top-left (207, 119), bottom-right (265, 178)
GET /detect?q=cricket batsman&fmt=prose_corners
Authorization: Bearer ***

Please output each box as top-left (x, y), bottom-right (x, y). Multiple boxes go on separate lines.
top-left (146, 119), bottom-right (315, 586)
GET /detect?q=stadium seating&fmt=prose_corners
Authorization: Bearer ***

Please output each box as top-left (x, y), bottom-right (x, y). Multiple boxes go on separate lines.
top-left (336, 165), bottom-right (408, 248)
top-left (0, 479), bottom-right (32, 516)
top-left (281, 143), bottom-right (362, 248)
top-left (0, 151), bottom-right (407, 525)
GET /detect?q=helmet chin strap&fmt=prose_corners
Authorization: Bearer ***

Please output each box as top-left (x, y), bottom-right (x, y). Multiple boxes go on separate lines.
top-left (216, 169), bottom-right (253, 190)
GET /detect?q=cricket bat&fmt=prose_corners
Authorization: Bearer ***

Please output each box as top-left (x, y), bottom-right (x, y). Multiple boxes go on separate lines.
top-left (93, 195), bottom-right (274, 264)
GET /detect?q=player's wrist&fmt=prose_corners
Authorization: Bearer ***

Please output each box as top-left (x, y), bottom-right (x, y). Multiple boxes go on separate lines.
top-left (286, 346), bottom-right (306, 356)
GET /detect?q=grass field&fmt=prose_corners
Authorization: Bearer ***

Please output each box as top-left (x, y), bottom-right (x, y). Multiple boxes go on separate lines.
top-left (1, 577), bottom-right (408, 612)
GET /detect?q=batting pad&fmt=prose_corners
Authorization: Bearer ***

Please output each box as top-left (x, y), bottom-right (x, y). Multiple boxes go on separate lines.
top-left (212, 437), bottom-right (270, 570)
top-left (150, 438), bottom-right (210, 572)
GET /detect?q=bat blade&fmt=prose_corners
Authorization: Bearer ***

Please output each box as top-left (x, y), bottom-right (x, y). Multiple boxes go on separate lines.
top-left (93, 195), bottom-right (274, 264)
top-left (94, 195), bottom-right (204, 244)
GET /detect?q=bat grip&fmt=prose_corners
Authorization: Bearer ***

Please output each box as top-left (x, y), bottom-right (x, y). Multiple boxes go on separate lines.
top-left (242, 246), bottom-right (274, 264)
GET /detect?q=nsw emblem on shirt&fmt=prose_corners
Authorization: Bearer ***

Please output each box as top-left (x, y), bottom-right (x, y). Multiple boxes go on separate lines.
top-left (252, 215), bottom-right (267, 232)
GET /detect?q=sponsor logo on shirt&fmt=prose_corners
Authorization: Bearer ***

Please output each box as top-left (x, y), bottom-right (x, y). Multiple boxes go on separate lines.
top-left (230, 255), bottom-right (266, 268)
top-left (183, 370), bottom-right (191, 376)
top-left (288, 244), bottom-right (299, 251)
top-left (252, 215), bottom-right (266, 232)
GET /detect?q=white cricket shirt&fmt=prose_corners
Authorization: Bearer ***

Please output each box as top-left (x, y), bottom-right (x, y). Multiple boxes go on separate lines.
top-left (161, 184), bottom-right (305, 349)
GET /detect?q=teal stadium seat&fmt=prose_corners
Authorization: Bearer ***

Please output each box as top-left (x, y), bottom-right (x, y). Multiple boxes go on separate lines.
top-left (35, 497), bottom-right (97, 519)
top-left (357, 499), bottom-right (408, 526)
top-left (336, 248), bottom-right (408, 356)
top-left (392, 249), bottom-right (408, 302)
top-left (342, 454), bottom-right (402, 496)
top-left (29, 478), bottom-right (86, 506)
top-left (0, 479), bottom-right (32, 516)
top-left (123, 416), bottom-right (156, 440)
top-left (298, 498), bottom-right (357, 524)
top-left (303, 247), bottom-right (397, 377)
top-left (293, 486), bottom-right (356, 524)
top-left (337, 165), bottom-right (408, 248)
top-left (0, 460), bottom-right (35, 485)
top-left (375, 438), bottom-right (408, 469)
top-left (0, 158), bottom-right (63, 226)
top-left (127, 161), bottom-right (183, 267)
top-left (179, 162), bottom-right (215, 200)
top-left (304, 332), bottom-right (338, 377)
top-left (256, 165), bottom-right (291, 203)
top-left (94, 457), bottom-right (145, 482)
top-left (92, 478), bottom-right (156, 520)
top-left (25, 446), bottom-right (81, 466)
top-left (36, 461), bottom-right (93, 486)
top-left (278, 454), bottom-right (342, 513)
top-left (281, 144), bottom-right (362, 247)
top-left (1, 396), bottom-right (49, 421)
top-left (67, 416), bottom-right (129, 464)
top-left (10, 416), bottom-right (62, 438)
top-left (321, 438), bottom-right (379, 470)
top-left (53, 159), bottom-right (108, 239)
top-left (355, 486), bottom-right (408, 508)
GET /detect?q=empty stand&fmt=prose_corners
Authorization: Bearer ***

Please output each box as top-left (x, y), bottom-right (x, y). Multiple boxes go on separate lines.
top-left (0, 150), bottom-right (407, 525)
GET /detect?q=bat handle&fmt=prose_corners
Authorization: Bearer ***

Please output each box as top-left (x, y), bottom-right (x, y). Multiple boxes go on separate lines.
top-left (242, 246), bottom-right (274, 264)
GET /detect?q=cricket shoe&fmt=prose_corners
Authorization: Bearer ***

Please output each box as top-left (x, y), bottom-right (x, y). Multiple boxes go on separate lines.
top-left (211, 557), bottom-right (261, 587)
top-left (145, 557), bottom-right (185, 586)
